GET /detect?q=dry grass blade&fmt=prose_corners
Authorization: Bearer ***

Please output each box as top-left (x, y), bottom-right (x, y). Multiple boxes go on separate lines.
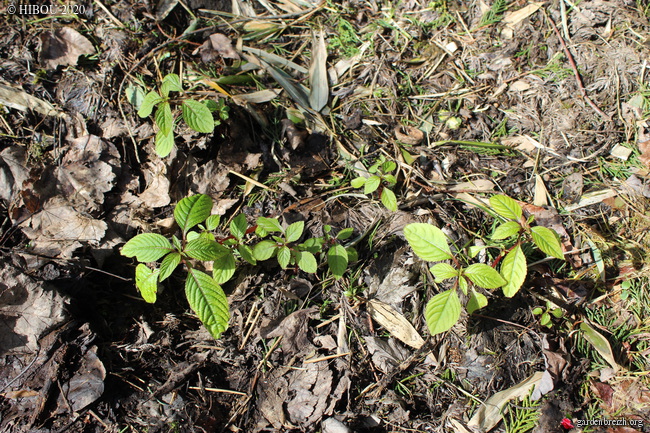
top-left (308, 30), bottom-right (328, 112)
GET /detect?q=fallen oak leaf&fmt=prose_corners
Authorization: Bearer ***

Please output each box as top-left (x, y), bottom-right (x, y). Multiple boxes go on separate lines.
top-left (40, 27), bottom-right (95, 70)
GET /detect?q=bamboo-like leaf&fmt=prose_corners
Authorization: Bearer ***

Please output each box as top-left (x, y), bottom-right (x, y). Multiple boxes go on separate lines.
top-left (174, 194), bottom-right (213, 234)
top-left (135, 264), bottom-right (159, 303)
top-left (308, 31), bottom-right (328, 111)
top-left (122, 233), bottom-right (173, 262)
top-left (425, 289), bottom-right (461, 336)
top-left (259, 59), bottom-right (311, 109)
top-left (185, 269), bottom-right (229, 339)
top-left (580, 322), bottom-right (619, 371)
top-left (500, 245), bottom-right (527, 297)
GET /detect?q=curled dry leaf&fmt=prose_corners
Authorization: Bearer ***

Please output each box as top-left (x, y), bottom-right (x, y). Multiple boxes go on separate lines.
top-left (40, 27), bottom-right (95, 70)
top-left (394, 125), bottom-right (424, 145)
top-left (200, 33), bottom-right (240, 63)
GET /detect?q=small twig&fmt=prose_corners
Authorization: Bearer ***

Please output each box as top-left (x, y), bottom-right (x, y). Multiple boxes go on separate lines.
top-left (544, 11), bottom-right (611, 120)
top-left (93, 0), bottom-right (124, 27)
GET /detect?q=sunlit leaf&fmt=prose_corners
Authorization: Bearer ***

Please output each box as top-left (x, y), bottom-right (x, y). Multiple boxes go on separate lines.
top-left (185, 269), bottom-right (229, 339)
top-left (122, 233), bottom-right (173, 262)
top-left (403, 223), bottom-right (452, 262)
top-left (364, 175), bottom-right (381, 194)
top-left (490, 194), bottom-right (522, 220)
top-left (425, 289), bottom-right (461, 336)
top-left (381, 188), bottom-right (397, 211)
top-left (213, 251), bottom-right (236, 284)
top-left (174, 194), bottom-right (213, 234)
top-left (135, 264), bottom-right (159, 303)
top-left (155, 101), bottom-right (173, 135)
top-left (138, 91), bottom-right (162, 118)
top-left (328, 244), bottom-right (348, 279)
top-left (351, 177), bottom-right (366, 188)
top-left (296, 250), bottom-right (317, 273)
top-left (500, 245), bottom-right (527, 297)
top-left (182, 100), bottom-right (215, 133)
top-left (491, 221), bottom-right (521, 240)
top-left (229, 213), bottom-right (247, 239)
top-left (467, 289), bottom-right (488, 314)
top-left (308, 31), bottom-right (329, 112)
top-left (185, 238), bottom-right (230, 261)
top-left (530, 226), bottom-right (564, 260)
top-left (285, 221), bottom-right (304, 243)
top-left (256, 217), bottom-right (283, 233)
top-left (430, 263), bottom-right (458, 282)
top-left (159, 252), bottom-right (181, 282)
top-left (253, 240), bottom-right (277, 261)
top-left (464, 263), bottom-right (507, 289)
top-left (155, 128), bottom-right (174, 158)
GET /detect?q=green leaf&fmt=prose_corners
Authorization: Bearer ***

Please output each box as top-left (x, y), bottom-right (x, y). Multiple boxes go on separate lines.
top-left (490, 195), bottom-right (522, 220)
top-left (491, 221), bottom-right (521, 240)
top-left (300, 237), bottom-right (324, 254)
top-left (337, 228), bottom-right (354, 240)
top-left (155, 101), bottom-right (173, 135)
top-left (138, 91), bottom-right (162, 118)
top-left (277, 246), bottom-right (291, 269)
top-left (540, 312), bottom-right (551, 326)
top-left (122, 233), bottom-right (173, 262)
top-left (238, 245), bottom-right (257, 265)
top-left (530, 226), bottom-right (564, 260)
top-left (257, 217), bottom-right (283, 233)
top-left (262, 61), bottom-right (311, 110)
top-left (253, 240), bottom-right (277, 261)
top-left (296, 250), bottom-right (317, 273)
top-left (430, 263), bottom-right (458, 282)
top-left (205, 214), bottom-right (221, 231)
top-left (159, 252), bottom-right (181, 282)
top-left (532, 307), bottom-right (543, 315)
top-left (381, 160), bottom-right (397, 173)
top-left (174, 194), bottom-right (213, 234)
top-left (285, 221), bottom-right (304, 243)
top-left (364, 175), bottom-right (381, 194)
top-left (350, 177), bottom-right (366, 188)
top-left (186, 231), bottom-right (200, 241)
top-left (346, 246), bottom-right (358, 262)
top-left (185, 269), bottom-right (229, 339)
top-left (126, 84), bottom-right (145, 110)
top-left (135, 264), bottom-right (159, 303)
top-left (155, 128), bottom-right (174, 158)
top-left (425, 289), bottom-right (461, 336)
top-left (182, 100), bottom-right (215, 134)
top-left (229, 214), bottom-right (247, 239)
top-left (464, 264), bottom-right (507, 289)
top-left (580, 322), bottom-right (619, 370)
top-left (185, 238), bottom-right (230, 261)
top-left (500, 245), bottom-right (527, 297)
top-left (381, 188), bottom-right (398, 211)
top-left (161, 73), bottom-right (182, 96)
top-left (213, 251), bottom-right (236, 284)
top-left (327, 244), bottom-right (348, 279)
top-left (383, 174), bottom-right (397, 185)
top-left (403, 223), bottom-right (452, 262)
top-left (459, 276), bottom-right (468, 295)
top-left (551, 308), bottom-right (563, 318)
top-left (467, 290), bottom-right (488, 314)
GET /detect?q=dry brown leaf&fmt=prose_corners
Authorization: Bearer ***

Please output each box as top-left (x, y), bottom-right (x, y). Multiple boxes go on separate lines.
top-left (56, 346), bottom-right (105, 413)
top-left (367, 299), bottom-right (425, 350)
top-left (260, 307), bottom-right (319, 357)
top-left (40, 27), bottom-right (95, 70)
top-left (139, 159), bottom-right (171, 208)
top-left (200, 33), bottom-right (240, 63)
top-left (0, 81), bottom-right (65, 118)
top-left (394, 125), bottom-right (424, 145)
top-left (638, 138), bottom-right (650, 169)
top-left (0, 147), bottom-right (28, 203)
top-left (286, 361), bottom-right (333, 426)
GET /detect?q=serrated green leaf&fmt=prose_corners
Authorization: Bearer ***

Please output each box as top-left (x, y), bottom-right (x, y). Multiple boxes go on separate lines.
top-left (182, 100), bottom-right (215, 134)
top-left (351, 177), bottom-right (366, 188)
top-left (185, 238), bottom-right (230, 261)
top-left (185, 269), bottom-right (229, 339)
top-left (459, 276), bottom-right (468, 295)
top-left (277, 246), bottom-right (291, 269)
top-left (285, 221), bottom-right (304, 243)
top-left (161, 73), bottom-right (182, 96)
top-left (491, 221), bottom-right (521, 240)
top-left (300, 237), bottom-right (324, 254)
top-left (430, 263), bottom-right (458, 282)
top-left (159, 252), bottom-right (181, 282)
top-left (135, 264), bottom-right (159, 303)
top-left (464, 263), bottom-right (507, 289)
top-left (328, 244), bottom-right (348, 279)
top-left (308, 31), bottom-right (328, 112)
top-left (186, 231), bottom-right (200, 241)
top-left (296, 250), bottom-right (317, 273)
top-left (137, 90), bottom-right (162, 117)
top-left (381, 188), bottom-right (398, 211)
top-left (403, 223), bottom-right (452, 262)
top-left (253, 240), bottom-right (277, 261)
top-left (490, 195), bottom-right (523, 220)
top-left (155, 128), bottom-right (174, 158)
top-left (229, 214), bottom-right (247, 239)
top-left (337, 228), bottom-right (354, 240)
top-left (364, 175), bottom-right (381, 194)
top-left (205, 214), bottom-right (221, 231)
top-left (257, 217), bottom-right (283, 233)
top-left (174, 194), bottom-right (213, 234)
top-left (500, 245), bottom-right (527, 297)
top-left (530, 226), bottom-right (564, 260)
top-left (213, 251), bottom-right (236, 284)
top-left (468, 245), bottom-right (484, 259)
top-left (238, 245), bottom-right (257, 265)
top-left (155, 102), bottom-right (173, 135)
top-left (467, 290), bottom-right (488, 314)
top-left (425, 289), bottom-right (461, 336)
top-left (122, 233), bottom-right (173, 262)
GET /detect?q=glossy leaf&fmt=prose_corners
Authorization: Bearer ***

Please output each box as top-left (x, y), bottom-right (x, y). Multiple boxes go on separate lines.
top-left (296, 250), bottom-right (317, 273)
top-left (531, 226), bottom-right (564, 260)
top-left (174, 194), bottom-right (213, 234)
top-left (285, 221), bottom-right (304, 243)
top-left (182, 100), bottom-right (215, 133)
top-left (185, 269), bottom-right (229, 339)
top-left (185, 238), bottom-right (230, 261)
top-left (403, 223), bottom-right (452, 262)
top-left (238, 245), bottom-right (257, 265)
top-left (425, 289), bottom-right (461, 336)
top-left (213, 251), bottom-right (236, 284)
top-left (430, 263), bottom-right (458, 282)
top-left (381, 188), bottom-right (397, 211)
top-left (500, 245), bottom-right (527, 297)
top-left (135, 264), bottom-right (159, 303)
top-left (491, 221), bottom-right (521, 240)
top-left (253, 240), bottom-right (277, 261)
top-left (328, 244), bottom-right (348, 279)
top-left (205, 214), bottom-right (221, 231)
top-left (490, 195), bottom-right (522, 220)
top-left (464, 263), bottom-right (507, 289)
top-left (138, 91), bottom-right (162, 118)
top-left (159, 252), bottom-right (181, 282)
top-left (122, 233), bottom-right (173, 262)
top-left (229, 213), bottom-right (247, 239)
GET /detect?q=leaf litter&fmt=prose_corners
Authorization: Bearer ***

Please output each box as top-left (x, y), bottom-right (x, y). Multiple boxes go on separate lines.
top-left (1, 0), bottom-right (650, 431)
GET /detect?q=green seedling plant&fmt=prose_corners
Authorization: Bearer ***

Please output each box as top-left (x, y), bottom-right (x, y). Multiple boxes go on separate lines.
top-left (532, 301), bottom-right (564, 328)
top-left (404, 194), bottom-right (565, 336)
top-left (121, 194), bottom-right (356, 338)
top-left (136, 73), bottom-right (230, 157)
top-left (351, 155), bottom-right (398, 211)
